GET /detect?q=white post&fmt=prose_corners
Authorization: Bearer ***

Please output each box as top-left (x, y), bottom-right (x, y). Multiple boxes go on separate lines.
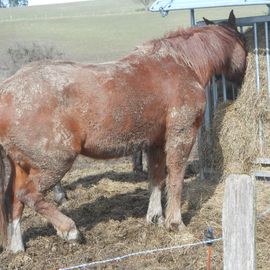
top-left (222, 174), bottom-right (256, 270)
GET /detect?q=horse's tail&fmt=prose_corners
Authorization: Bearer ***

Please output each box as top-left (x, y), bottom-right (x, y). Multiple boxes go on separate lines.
top-left (0, 145), bottom-right (8, 248)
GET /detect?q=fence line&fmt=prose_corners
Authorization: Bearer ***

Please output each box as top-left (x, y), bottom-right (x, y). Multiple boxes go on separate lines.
top-left (57, 202), bottom-right (270, 270)
top-left (59, 238), bottom-right (222, 270)
top-left (0, 11), bottom-right (144, 23)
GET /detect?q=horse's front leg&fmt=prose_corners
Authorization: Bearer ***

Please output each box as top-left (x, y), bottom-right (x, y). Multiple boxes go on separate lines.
top-left (165, 107), bottom-right (203, 231)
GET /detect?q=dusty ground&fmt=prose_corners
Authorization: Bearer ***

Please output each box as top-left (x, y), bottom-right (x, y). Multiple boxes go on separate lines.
top-left (0, 155), bottom-right (270, 270)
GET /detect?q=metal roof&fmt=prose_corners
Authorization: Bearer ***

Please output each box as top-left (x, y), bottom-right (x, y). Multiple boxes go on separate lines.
top-left (150, 0), bottom-right (270, 12)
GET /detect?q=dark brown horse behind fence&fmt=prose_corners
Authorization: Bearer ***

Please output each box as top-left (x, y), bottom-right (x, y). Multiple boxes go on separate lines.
top-left (0, 11), bottom-right (246, 253)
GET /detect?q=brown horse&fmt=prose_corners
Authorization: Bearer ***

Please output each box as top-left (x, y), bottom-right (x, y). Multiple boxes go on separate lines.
top-left (0, 11), bottom-right (246, 253)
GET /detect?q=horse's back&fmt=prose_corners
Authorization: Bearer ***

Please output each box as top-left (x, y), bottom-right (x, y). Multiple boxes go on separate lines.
top-left (0, 60), bottom-right (81, 96)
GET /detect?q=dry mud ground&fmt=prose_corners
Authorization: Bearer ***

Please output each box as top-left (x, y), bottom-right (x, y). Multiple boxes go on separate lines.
top-left (0, 155), bottom-right (270, 270)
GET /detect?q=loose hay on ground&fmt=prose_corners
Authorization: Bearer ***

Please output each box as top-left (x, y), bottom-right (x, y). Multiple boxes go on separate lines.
top-left (0, 151), bottom-right (270, 269)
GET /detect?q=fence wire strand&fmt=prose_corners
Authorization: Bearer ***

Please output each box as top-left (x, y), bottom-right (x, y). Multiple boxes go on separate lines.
top-left (57, 203), bottom-right (270, 270)
top-left (58, 183), bottom-right (270, 270)
top-left (59, 203), bottom-right (270, 270)
top-left (59, 238), bottom-right (222, 270)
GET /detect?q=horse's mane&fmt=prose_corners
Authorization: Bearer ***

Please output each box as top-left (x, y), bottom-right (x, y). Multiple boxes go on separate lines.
top-left (142, 25), bottom-right (243, 80)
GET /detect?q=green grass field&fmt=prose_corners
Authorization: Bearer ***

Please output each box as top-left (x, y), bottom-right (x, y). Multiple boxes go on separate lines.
top-left (0, 0), bottom-right (268, 63)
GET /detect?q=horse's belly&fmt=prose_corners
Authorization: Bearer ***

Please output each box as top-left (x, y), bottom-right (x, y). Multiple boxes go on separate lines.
top-left (82, 124), bottom-right (161, 159)
top-left (80, 93), bottom-right (166, 158)
top-left (82, 139), bottom-right (149, 159)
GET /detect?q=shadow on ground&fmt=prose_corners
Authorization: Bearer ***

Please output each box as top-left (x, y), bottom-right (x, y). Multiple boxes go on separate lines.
top-left (22, 168), bottom-right (220, 246)
top-left (65, 170), bottom-right (148, 190)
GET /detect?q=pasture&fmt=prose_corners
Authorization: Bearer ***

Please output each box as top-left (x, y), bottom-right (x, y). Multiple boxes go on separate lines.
top-left (0, 0), bottom-right (268, 63)
top-left (0, 1), bottom-right (270, 269)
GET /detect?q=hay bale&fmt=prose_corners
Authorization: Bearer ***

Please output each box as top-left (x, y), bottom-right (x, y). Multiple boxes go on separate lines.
top-left (204, 24), bottom-right (270, 177)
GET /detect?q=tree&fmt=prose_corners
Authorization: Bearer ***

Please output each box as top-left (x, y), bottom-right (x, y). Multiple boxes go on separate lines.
top-left (133, 0), bottom-right (152, 11)
top-left (18, 0), bottom-right (28, 6)
top-left (8, 0), bottom-right (28, 7)
top-left (0, 0), bottom-right (8, 7)
top-left (0, 0), bottom-right (28, 7)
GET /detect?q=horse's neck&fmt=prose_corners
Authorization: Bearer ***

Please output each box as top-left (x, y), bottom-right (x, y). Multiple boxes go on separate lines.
top-left (200, 38), bottom-right (229, 87)
top-left (173, 31), bottom-right (231, 88)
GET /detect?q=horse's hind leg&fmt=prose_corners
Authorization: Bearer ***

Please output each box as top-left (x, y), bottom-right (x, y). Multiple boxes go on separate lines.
top-left (7, 201), bottom-right (24, 253)
top-left (146, 146), bottom-right (166, 224)
top-left (7, 163), bottom-right (26, 252)
top-left (132, 151), bottom-right (143, 173)
top-left (17, 168), bottom-right (79, 242)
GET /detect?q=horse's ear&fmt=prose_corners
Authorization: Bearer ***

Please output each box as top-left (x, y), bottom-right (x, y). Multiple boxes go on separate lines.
top-left (228, 10), bottom-right (237, 29)
top-left (203, 17), bottom-right (215, 25)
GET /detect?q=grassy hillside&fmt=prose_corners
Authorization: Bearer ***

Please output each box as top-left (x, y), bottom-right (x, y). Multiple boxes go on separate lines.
top-left (0, 0), bottom-right (268, 64)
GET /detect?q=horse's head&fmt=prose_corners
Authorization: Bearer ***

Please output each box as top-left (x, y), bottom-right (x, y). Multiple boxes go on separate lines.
top-left (203, 10), bottom-right (247, 87)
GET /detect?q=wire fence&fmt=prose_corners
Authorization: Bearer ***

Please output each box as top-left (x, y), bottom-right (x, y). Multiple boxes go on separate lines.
top-left (0, 11), bottom-right (143, 23)
top-left (58, 204), bottom-right (270, 270)
top-left (59, 238), bottom-right (223, 270)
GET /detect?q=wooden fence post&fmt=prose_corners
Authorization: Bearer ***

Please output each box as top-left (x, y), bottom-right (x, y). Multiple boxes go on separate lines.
top-left (222, 174), bottom-right (256, 270)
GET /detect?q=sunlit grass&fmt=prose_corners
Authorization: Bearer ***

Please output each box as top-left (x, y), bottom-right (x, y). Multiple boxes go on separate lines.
top-left (0, 0), bottom-right (268, 62)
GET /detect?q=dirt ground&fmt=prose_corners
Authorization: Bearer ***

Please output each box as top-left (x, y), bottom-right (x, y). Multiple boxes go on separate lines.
top-left (0, 155), bottom-right (270, 270)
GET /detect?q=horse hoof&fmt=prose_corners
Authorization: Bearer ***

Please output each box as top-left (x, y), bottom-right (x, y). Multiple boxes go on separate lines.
top-left (58, 197), bottom-right (68, 205)
top-left (147, 214), bottom-right (164, 225)
top-left (133, 167), bottom-right (143, 173)
top-left (7, 242), bottom-right (25, 253)
top-left (57, 228), bottom-right (80, 241)
top-left (54, 194), bottom-right (68, 205)
top-left (165, 220), bottom-right (186, 232)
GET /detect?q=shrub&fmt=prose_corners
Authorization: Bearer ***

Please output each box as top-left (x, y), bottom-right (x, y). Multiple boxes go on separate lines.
top-left (6, 42), bottom-right (64, 75)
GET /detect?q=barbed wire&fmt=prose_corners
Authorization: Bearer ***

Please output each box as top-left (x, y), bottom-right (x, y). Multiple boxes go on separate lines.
top-left (59, 238), bottom-right (222, 270)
